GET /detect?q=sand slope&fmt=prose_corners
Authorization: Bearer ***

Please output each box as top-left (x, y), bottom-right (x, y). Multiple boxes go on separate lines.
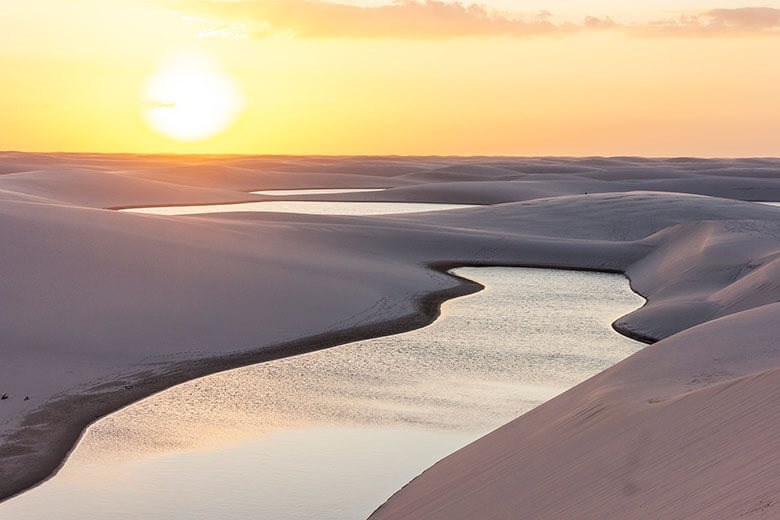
top-left (370, 304), bottom-right (780, 520)
top-left (0, 154), bottom-right (779, 516)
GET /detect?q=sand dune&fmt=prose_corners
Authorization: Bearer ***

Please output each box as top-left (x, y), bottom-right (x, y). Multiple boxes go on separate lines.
top-left (0, 154), bottom-right (778, 517)
top-left (370, 304), bottom-right (780, 520)
top-left (0, 168), bottom-right (262, 207)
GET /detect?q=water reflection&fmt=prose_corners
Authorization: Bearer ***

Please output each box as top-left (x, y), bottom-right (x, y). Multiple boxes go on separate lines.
top-left (0, 268), bottom-right (644, 520)
top-left (252, 189), bottom-right (386, 196)
top-left (122, 201), bottom-right (473, 216)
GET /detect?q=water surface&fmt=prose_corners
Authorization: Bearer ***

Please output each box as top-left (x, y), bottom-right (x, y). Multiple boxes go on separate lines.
top-left (0, 268), bottom-right (643, 520)
top-left (122, 201), bottom-right (473, 216)
top-left (252, 189), bottom-right (386, 196)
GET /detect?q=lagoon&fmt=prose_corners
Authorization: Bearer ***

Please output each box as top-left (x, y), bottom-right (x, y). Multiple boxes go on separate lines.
top-left (0, 268), bottom-right (644, 520)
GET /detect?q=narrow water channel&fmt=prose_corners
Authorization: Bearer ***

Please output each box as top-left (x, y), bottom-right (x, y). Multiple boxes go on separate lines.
top-left (0, 268), bottom-right (644, 520)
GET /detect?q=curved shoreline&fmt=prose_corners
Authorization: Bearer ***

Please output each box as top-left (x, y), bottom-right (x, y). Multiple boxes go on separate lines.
top-left (2, 264), bottom-right (483, 502)
top-left (0, 262), bottom-right (650, 504)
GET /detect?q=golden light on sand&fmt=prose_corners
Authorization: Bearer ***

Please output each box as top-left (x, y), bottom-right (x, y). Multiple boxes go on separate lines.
top-left (143, 53), bottom-right (244, 142)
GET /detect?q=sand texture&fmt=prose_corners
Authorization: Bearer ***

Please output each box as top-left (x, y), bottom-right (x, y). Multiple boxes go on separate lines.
top-left (0, 153), bottom-right (779, 516)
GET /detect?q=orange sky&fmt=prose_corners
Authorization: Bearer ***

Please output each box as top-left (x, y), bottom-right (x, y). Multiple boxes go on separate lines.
top-left (1, 1), bottom-right (779, 156)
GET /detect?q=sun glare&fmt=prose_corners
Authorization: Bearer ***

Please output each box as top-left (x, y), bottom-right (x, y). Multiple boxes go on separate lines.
top-left (143, 53), bottom-right (244, 142)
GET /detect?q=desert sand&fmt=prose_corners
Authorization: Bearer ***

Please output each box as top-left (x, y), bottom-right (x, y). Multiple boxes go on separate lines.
top-left (0, 153), bottom-right (779, 517)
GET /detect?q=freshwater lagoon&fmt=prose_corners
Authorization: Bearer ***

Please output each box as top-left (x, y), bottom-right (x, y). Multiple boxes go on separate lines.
top-left (122, 200), bottom-right (473, 216)
top-left (0, 268), bottom-right (644, 520)
top-left (252, 189), bottom-right (386, 196)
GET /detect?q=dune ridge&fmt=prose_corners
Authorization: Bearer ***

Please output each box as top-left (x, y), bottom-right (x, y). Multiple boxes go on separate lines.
top-left (0, 154), bottom-right (778, 516)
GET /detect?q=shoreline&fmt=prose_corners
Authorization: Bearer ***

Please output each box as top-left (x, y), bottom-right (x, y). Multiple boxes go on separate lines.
top-left (0, 265), bottom-right (483, 502)
top-left (0, 262), bottom-right (650, 503)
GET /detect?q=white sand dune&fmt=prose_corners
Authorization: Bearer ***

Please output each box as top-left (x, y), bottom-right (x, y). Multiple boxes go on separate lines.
top-left (370, 304), bottom-right (780, 520)
top-left (0, 167), bottom-right (263, 208)
top-left (0, 153), bottom-right (779, 518)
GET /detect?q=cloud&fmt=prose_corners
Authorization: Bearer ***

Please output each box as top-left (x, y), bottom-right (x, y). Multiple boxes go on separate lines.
top-left (179, 1), bottom-right (780, 40)
top-left (180, 0), bottom-right (614, 39)
top-left (640, 7), bottom-right (780, 36)
top-left (704, 7), bottom-right (780, 30)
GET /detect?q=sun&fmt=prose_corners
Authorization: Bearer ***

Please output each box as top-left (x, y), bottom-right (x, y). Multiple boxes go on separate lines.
top-left (143, 53), bottom-right (244, 142)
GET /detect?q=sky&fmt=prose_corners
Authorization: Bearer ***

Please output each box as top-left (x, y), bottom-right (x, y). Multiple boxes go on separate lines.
top-left (1, 0), bottom-right (779, 156)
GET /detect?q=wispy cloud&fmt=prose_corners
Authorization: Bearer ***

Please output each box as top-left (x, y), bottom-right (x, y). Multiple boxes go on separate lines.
top-left (178, 1), bottom-right (780, 40)
top-left (180, 0), bottom-right (613, 39)
top-left (636, 7), bottom-right (780, 36)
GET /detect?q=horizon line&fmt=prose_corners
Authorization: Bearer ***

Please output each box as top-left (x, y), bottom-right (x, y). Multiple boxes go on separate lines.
top-left (2, 150), bottom-right (780, 161)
